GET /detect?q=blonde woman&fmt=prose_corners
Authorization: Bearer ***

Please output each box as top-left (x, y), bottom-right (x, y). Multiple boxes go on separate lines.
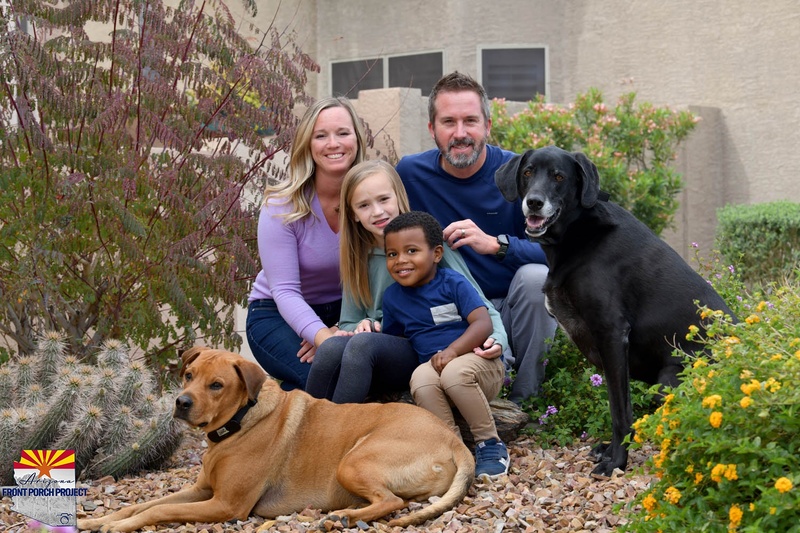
top-left (246, 97), bottom-right (367, 391)
top-left (305, 160), bottom-right (506, 404)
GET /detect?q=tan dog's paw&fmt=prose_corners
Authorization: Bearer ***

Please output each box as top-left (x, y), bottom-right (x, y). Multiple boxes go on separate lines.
top-left (77, 517), bottom-right (111, 531)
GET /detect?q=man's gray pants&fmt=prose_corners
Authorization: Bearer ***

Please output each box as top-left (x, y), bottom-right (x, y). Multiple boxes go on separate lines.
top-left (493, 263), bottom-right (558, 404)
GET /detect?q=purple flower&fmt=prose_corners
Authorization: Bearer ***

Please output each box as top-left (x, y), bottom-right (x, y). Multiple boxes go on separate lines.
top-left (728, 265), bottom-right (735, 274)
top-left (580, 431), bottom-right (588, 440)
top-left (590, 373), bottom-right (603, 387)
top-left (542, 358), bottom-right (549, 367)
top-left (538, 405), bottom-right (558, 425)
top-left (691, 242), bottom-right (699, 248)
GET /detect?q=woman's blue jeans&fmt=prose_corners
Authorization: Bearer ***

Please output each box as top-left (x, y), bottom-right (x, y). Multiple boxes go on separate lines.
top-left (245, 298), bottom-right (340, 391)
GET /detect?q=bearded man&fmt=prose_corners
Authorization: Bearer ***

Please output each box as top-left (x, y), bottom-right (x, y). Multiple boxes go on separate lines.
top-left (396, 72), bottom-right (557, 405)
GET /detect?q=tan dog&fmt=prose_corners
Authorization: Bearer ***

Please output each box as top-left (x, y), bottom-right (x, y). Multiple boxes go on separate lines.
top-left (78, 347), bottom-right (475, 532)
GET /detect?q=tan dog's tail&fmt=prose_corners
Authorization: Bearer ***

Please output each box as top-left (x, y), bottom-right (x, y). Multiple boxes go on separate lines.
top-left (387, 444), bottom-right (475, 527)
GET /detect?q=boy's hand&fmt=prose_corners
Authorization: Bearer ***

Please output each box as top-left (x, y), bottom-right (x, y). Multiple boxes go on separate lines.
top-left (431, 348), bottom-right (458, 373)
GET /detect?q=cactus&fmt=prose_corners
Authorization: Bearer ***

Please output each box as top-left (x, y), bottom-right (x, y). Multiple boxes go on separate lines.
top-left (0, 332), bottom-right (183, 484)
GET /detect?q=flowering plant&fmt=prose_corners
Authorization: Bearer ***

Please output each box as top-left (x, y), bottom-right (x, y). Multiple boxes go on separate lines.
top-left (623, 282), bottom-right (800, 532)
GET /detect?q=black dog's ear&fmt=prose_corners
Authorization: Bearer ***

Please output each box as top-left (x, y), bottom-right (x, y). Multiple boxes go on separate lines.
top-left (494, 151), bottom-right (531, 201)
top-left (574, 152), bottom-right (600, 208)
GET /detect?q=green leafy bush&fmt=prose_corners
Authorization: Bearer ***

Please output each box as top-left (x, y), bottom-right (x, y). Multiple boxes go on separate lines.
top-left (517, 331), bottom-right (656, 446)
top-left (717, 201), bottom-right (800, 288)
top-left (623, 284), bottom-right (800, 532)
top-left (490, 88), bottom-right (698, 236)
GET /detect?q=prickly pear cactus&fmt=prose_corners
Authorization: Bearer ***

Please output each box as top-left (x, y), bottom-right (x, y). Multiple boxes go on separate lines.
top-left (0, 332), bottom-right (183, 484)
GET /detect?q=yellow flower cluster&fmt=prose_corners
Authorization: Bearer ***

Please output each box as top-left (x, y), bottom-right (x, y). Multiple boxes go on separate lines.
top-left (740, 379), bottom-right (761, 396)
top-left (775, 477), bottom-right (793, 493)
top-left (729, 504), bottom-right (743, 530)
top-left (702, 394), bottom-right (722, 408)
top-left (739, 396), bottom-right (753, 408)
top-left (664, 486), bottom-right (681, 504)
top-left (710, 463), bottom-right (738, 483)
top-left (642, 493), bottom-right (658, 512)
top-left (745, 314), bottom-right (761, 325)
top-left (709, 411), bottom-right (723, 428)
top-left (764, 377), bottom-right (781, 393)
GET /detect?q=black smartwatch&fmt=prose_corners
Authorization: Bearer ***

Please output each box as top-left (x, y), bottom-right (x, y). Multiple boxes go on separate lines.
top-left (496, 234), bottom-right (510, 260)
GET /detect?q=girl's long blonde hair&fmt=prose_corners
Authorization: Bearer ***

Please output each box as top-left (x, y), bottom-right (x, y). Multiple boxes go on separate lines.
top-left (264, 96), bottom-right (368, 223)
top-left (339, 160), bottom-right (410, 308)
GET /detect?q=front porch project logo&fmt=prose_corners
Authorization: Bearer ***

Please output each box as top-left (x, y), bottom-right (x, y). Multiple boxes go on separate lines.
top-left (1, 449), bottom-right (86, 527)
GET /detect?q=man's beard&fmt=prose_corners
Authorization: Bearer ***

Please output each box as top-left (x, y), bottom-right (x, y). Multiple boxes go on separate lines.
top-left (438, 136), bottom-right (486, 169)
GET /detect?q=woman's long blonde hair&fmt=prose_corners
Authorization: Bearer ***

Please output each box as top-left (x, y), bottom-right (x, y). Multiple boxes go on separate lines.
top-left (339, 160), bottom-right (410, 308)
top-left (264, 96), bottom-right (368, 223)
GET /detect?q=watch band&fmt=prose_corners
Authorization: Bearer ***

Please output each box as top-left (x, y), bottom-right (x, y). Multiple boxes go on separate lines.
top-left (496, 234), bottom-right (509, 259)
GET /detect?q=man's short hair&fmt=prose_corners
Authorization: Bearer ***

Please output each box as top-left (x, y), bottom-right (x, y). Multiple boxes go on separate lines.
top-left (384, 211), bottom-right (443, 249)
top-left (428, 71), bottom-right (491, 124)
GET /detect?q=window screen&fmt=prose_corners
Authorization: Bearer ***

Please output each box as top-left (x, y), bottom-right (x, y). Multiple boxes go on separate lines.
top-left (481, 48), bottom-right (546, 101)
top-left (388, 52), bottom-right (443, 96)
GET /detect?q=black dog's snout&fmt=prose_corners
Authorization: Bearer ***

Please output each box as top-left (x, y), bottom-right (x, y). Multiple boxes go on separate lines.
top-left (526, 194), bottom-right (546, 212)
top-left (175, 395), bottom-right (193, 411)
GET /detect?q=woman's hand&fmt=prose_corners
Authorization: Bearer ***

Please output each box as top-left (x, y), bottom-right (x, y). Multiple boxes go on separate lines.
top-left (297, 339), bottom-right (317, 363)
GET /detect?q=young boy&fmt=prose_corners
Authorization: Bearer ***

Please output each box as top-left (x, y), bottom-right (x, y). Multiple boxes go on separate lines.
top-left (381, 211), bottom-right (510, 479)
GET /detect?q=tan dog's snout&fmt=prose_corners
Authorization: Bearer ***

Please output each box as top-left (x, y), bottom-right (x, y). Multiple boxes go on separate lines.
top-left (174, 394), bottom-right (194, 421)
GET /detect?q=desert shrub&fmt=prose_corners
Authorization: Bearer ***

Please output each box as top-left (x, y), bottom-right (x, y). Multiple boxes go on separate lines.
top-left (490, 88), bottom-right (697, 236)
top-left (0, 0), bottom-right (317, 365)
top-left (623, 284), bottom-right (800, 532)
top-left (716, 201), bottom-right (800, 288)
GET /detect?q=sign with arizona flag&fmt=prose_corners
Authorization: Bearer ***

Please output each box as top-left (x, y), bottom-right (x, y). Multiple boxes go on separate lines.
top-left (0, 449), bottom-right (87, 527)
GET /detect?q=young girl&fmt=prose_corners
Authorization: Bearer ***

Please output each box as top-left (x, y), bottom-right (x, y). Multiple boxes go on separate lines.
top-left (305, 160), bottom-right (509, 477)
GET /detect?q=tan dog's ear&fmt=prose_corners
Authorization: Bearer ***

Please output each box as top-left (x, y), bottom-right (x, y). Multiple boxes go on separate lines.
top-left (234, 359), bottom-right (268, 401)
top-left (180, 346), bottom-right (207, 377)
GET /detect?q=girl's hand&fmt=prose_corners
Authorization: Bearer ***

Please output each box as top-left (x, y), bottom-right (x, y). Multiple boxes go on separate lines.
top-left (474, 337), bottom-right (503, 359)
top-left (355, 319), bottom-right (374, 333)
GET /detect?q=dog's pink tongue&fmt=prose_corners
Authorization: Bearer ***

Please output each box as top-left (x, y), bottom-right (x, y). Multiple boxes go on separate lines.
top-left (527, 215), bottom-right (546, 229)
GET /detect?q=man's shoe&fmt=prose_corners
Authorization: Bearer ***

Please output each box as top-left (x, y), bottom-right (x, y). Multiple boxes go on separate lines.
top-left (475, 438), bottom-right (510, 479)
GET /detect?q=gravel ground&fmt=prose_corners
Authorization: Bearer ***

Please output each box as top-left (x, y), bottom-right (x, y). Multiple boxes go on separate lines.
top-left (2, 428), bottom-right (656, 532)
top-left (0, 428), bottom-right (660, 533)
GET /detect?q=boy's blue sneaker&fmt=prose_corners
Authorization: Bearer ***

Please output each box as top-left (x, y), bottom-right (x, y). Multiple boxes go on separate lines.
top-left (475, 438), bottom-right (510, 479)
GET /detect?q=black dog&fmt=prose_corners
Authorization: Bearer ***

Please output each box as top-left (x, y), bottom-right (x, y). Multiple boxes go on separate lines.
top-left (495, 146), bottom-right (736, 478)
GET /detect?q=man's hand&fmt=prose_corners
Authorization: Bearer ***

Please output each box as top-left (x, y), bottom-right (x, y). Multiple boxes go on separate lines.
top-left (443, 219), bottom-right (500, 256)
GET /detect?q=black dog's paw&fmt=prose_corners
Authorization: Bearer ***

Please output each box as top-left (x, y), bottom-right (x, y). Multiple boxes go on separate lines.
top-left (589, 441), bottom-right (610, 462)
top-left (591, 460), bottom-right (620, 480)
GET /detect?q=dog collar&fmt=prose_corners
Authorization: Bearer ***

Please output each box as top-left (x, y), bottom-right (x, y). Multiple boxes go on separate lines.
top-left (207, 398), bottom-right (257, 443)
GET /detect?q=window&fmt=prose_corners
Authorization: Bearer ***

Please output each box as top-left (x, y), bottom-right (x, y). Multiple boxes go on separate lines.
top-left (388, 52), bottom-right (443, 95)
top-left (479, 47), bottom-right (547, 101)
top-left (331, 58), bottom-right (383, 97)
top-left (331, 51), bottom-right (443, 97)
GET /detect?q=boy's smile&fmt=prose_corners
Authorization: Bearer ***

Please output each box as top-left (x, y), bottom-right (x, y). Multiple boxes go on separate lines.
top-left (384, 227), bottom-right (443, 288)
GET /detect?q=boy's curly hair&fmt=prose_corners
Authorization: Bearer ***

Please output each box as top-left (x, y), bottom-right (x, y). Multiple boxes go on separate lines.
top-left (384, 211), bottom-right (443, 249)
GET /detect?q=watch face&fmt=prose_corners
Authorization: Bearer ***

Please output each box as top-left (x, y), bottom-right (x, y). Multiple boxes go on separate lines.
top-left (498, 235), bottom-right (509, 245)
